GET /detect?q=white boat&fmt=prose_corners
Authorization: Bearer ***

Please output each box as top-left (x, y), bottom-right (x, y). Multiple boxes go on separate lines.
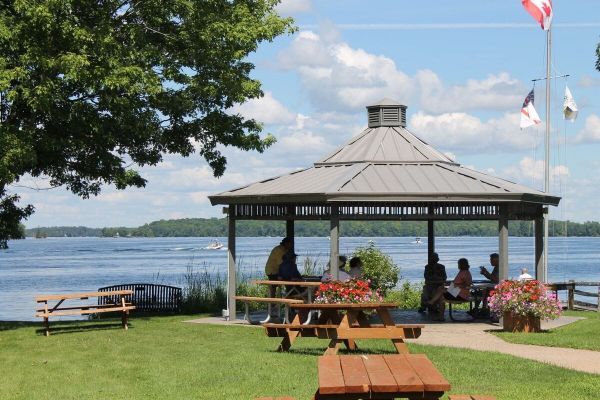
top-left (413, 237), bottom-right (422, 244)
top-left (206, 240), bottom-right (224, 250)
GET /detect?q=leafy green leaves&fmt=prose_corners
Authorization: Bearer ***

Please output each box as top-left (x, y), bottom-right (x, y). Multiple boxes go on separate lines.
top-left (0, 0), bottom-right (293, 243)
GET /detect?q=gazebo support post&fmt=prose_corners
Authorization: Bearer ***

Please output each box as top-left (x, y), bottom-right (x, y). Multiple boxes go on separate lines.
top-left (534, 215), bottom-right (544, 281)
top-left (286, 219), bottom-right (295, 249)
top-left (227, 208), bottom-right (236, 321)
top-left (330, 206), bottom-right (340, 279)
top-left (427, 219), bottom-right (435, 260)
top-left (498, 207), bottom-right (509, 281)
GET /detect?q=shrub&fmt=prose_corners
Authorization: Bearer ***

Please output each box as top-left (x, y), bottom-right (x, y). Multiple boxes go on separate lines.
top-left (385, 281), bottom-right (422, 309)
top-left (352, 241), bottom-right (400, 294)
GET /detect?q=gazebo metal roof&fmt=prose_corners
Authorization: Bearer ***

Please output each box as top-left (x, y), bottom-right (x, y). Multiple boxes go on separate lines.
top-left (209, 102), bottom-right (560, 210)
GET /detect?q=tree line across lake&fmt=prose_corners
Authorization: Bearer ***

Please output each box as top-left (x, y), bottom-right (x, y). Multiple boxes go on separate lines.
top-left (26, 218), bottom-right (600, 238)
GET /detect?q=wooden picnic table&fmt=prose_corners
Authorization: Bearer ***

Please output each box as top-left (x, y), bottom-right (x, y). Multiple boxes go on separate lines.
top-left (315, 354), bottom-right (451, 399)
top-left (264, 302), bottom-right (423, 355)
top-left (35, 290), bottom-right (135, 336)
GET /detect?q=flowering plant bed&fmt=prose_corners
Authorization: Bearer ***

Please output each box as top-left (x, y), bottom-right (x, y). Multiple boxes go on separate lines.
top-left (487, 279), bottom-right (562, 320)
top-left (314, 279), bottom-right (383, 304)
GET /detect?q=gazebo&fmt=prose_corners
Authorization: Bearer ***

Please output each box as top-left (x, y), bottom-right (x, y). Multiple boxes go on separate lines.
top-left (209, 99), bottom-right (561, 318)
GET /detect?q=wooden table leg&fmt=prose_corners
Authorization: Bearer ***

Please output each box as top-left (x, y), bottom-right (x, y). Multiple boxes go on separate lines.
top-left (43, 301), bottom-right (50, 336)
top-left (121, 297), bottom-right (129, 330)
top-left (278, 313), bottom-right (301, 352)
top-left (377, 308), bottom-right (408, 354)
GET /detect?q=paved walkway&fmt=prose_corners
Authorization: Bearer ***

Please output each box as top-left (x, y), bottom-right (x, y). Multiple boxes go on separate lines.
top-left (186, 310), bottom-right (600, 375)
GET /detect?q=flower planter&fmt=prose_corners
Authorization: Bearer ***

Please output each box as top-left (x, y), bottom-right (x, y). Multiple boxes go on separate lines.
top-left (503, 311), bottom-right (541, 333)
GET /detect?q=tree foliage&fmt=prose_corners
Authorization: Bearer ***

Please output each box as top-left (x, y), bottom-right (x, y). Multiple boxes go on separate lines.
top-left (0, 0), bottom-right (293, 244)
top-left (25, 218), bottom-right (600, 238)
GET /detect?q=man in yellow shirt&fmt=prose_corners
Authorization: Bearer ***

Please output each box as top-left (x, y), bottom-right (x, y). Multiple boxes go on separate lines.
top-left (265, 237), bottom-right (293, 282)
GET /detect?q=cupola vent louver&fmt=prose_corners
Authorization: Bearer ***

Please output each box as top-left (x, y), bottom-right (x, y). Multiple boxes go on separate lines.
top-left (366, 98), bottom-right (407, 128)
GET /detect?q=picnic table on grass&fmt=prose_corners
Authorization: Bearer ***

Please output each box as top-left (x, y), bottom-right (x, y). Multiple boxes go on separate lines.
top-left (35, 290), bottom-right (135, 336)
top-left (264, 302), bottom-right (423, 355)
top-left (315, 354), bottom-right (451, 399)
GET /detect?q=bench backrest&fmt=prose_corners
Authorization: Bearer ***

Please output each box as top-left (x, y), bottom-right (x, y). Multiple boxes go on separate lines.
top-left (98, 283), bottom-right (182, 312)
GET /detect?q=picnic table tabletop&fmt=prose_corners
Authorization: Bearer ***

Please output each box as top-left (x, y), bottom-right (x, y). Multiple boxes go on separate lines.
top-left (316, 354), bottom-right (450, 399)
top-left (35, 290), bottom-right (134, 302)
top-left (291, 302), bottom-right (398, 310)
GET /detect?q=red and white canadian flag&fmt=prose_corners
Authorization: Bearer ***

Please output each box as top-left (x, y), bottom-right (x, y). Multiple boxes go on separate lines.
top-left (522, 0), bottom-right (553, 30)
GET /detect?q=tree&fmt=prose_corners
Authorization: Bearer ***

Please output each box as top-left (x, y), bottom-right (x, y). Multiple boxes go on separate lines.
top-left (596, 42), bottom-right (600, 72)
top-left (0, 0), bottom-right (293, 246)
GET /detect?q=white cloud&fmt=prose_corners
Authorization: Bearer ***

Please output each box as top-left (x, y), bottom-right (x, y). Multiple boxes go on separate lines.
top-left (278, 31), bottom-right (414, 112)
top-left (409, 111), bottom-right (539, 153)
top-left (574, 114), bottom-right (600, 143)
top-left (578, 75), bottom-right (600, 88)
top-left (276, 0), bottom-right (312, 15)
top-left (231, 91), bottom-right (296, 125)
top-left (417, 71), bottom-right (524, 113)
top-left (503, 157), bottom-right (569, 183)
top-left (279, 29), bottom-right (525, 114)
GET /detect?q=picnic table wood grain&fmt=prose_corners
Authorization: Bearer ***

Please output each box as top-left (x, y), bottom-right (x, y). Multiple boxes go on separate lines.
top-left (315, 354), bottom-right (451, 399)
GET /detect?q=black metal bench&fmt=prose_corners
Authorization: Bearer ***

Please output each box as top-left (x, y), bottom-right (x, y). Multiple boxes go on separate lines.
top-left (98, 283), bottom-right (182, 312)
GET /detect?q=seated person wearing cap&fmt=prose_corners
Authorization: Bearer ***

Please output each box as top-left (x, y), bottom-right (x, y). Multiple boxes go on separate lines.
top-left (278, 251), bottom-right (305, 297)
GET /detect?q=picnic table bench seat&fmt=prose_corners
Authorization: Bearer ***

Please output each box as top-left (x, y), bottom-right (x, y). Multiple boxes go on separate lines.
top-left (35, 290), bottom-right (135, 336)
top-left (233, 296), bottom-right (304, 324)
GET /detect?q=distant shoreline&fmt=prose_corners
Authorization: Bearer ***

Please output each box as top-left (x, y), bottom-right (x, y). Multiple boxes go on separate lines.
top-left (25, 217), bottom-right (600, 238)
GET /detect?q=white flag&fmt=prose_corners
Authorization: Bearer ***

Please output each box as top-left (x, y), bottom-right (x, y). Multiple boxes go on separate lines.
top-left (563, 85), bottom-right (578, 121)
top-left (520, 89), bottom-right (542, 129)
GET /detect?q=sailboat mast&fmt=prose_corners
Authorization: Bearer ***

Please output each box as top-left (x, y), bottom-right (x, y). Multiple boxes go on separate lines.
top-left (543, 28), bottom-right (552, 282)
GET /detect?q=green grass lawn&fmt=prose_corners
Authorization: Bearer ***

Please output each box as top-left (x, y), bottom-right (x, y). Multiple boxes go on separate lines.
top-left (494, 310), bottom-right (600, 351)
top-left (1, 315), bottom-right (599, 399)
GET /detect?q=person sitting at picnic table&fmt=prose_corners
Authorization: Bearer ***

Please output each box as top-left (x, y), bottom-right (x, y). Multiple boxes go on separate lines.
top-left (418, 252), bottom-right (447, 313)
top-left (278, 251), bottom-right (306, 297)
top-left (265, 237), bottom-right (292, 293)
top-left (470, 252), bottom-right (500, 317)
top-left (518, 267), bottom-right (533, 280)
top-left (348, 256), bottom-right (363, 278)
top-left (321, 255), bottom-right (349, 282)
top-left (427, 258), bottom-right (472, 321)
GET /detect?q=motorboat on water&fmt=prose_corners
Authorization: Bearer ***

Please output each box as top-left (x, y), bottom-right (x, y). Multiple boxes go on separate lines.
top-left (206, 239), bottom-right (224, 250)
top-left (414, 237), bottom-right (422, 244)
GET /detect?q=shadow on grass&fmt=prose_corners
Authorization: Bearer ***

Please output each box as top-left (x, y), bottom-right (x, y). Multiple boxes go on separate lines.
top-left (0, 321), bottom-right (39, 331)
top-left (36, 321), bottom-right (134, 336)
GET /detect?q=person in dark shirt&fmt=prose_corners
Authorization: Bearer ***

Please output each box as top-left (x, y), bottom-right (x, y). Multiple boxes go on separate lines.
top-left (470, 252), bottom-right (500, 317)
top-left (278, 251), bottom-right (302, 281)
top-left (418, 253), bottom-right (447, 313)
top-left (278, 251), bottom-right (305, 298)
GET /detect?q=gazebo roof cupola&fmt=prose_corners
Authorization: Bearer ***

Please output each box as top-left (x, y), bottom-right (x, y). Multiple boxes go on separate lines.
top-left (367, 98), bottom-right (407, 128)
top-left (317, 99), bottom-right (455, 166)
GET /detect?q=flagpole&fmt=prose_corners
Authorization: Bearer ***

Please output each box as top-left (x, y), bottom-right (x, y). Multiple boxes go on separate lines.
top-left (543, 27), bottom-right (552, 283)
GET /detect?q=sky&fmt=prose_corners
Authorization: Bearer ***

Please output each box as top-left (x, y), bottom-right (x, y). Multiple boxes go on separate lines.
top-left (16, 0), bottom-right (600, 228)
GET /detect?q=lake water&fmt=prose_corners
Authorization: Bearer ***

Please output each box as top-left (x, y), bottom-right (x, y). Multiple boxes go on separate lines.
top-left (2, 236), bottom-right (599, 321)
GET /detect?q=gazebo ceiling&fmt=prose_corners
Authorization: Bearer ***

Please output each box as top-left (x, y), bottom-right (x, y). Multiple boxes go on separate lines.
top-left (209, 100), bottom-right (560, 208)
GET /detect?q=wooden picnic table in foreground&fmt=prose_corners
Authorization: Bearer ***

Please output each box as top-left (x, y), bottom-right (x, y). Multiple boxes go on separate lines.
top-left (315, 354), bottom-right (451, 399)
top-left (264, 302), bottom-right (423, 355)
